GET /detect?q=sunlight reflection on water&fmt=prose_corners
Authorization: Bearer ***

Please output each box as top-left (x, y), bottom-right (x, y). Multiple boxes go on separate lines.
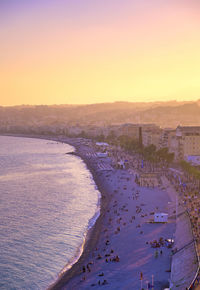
top-left (0, 136), bottom-right (99, 290)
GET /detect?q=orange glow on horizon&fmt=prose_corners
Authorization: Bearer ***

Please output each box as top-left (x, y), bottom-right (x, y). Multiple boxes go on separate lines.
top-left (0, 0), bottom-right (200, 106)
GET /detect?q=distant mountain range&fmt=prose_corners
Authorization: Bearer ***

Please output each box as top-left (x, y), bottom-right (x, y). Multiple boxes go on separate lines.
top-left (0, 100), bottom-right (200, 129)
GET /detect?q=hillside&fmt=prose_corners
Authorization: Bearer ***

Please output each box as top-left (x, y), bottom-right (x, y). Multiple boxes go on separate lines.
top-left (0, 100), bottom-right (200, 130)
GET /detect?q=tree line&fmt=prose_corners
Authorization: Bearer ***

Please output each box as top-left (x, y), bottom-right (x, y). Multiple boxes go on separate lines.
top-left (94, 133), bottom-right (175, 166)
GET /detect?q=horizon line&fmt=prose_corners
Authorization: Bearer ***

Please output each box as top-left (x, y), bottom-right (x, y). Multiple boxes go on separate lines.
top-left (1, 98), bottom-right (200, 108)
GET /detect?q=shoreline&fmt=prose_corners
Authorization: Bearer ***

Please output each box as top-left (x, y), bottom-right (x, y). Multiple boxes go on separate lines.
top-left (0, 134), bottom-right (110, 289)
top-left (0, 134), bottom-right (176, 289)
top-left (47, 137), bottom-right (175, 289)
top-left (1, 133), bottom-right (198, 289)
top-left (48, 146), bottom-right (113, 290)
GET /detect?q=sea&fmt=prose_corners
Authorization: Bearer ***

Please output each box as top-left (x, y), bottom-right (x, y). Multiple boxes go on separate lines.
top-left (0, 136), bottom-right (100, 290)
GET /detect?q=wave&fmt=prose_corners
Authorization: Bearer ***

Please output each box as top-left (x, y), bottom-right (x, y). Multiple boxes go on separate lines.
top-left (56, 165), bottom-right (101, 280)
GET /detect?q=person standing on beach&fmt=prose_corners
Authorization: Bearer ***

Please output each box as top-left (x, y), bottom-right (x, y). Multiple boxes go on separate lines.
top-left (154, 250), bottom-right (158, 258)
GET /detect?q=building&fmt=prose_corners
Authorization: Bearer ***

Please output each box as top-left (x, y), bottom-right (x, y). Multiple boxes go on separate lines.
top-left (176, 126), bottom-right (200, 160)
top-left (107, 123), bottom-right (160, 141)
top-left (168, 135), bottom-right (179, 160)
top-left (119, 123), bottom-right (140, 139)
top-left (159, 128), bottom-right (176, 149)
top-left (106, 123), bottom-right (140, 139)
top-left (142, 128), bottom-right (162, 149)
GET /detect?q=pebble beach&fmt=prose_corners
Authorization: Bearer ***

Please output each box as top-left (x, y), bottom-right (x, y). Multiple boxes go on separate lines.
top-left (49, 138), bottom-right (177, 290)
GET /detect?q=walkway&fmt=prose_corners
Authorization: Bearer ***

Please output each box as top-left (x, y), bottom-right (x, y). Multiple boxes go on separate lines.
top-left (161, 176), bottom-right (198, 289)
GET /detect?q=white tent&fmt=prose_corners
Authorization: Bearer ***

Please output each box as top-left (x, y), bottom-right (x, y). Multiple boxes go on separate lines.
top-left (154, 213), bottom-right (168, 223)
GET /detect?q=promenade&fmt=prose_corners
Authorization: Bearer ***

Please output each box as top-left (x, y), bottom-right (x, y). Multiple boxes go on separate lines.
top-left (162, 176), bottom-right (199, 289)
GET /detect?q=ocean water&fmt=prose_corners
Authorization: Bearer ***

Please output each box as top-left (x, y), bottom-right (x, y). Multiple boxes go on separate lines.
top-left (0, 136), bottom-right (100, 290)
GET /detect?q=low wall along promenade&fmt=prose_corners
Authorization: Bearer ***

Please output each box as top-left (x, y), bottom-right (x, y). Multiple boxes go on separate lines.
top-left (162, 176), bottom-right (199, 289)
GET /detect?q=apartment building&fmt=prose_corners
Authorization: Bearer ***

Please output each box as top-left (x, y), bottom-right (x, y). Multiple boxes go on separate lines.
top-left (107, 123), bottom-right (158, 140)
top-left (159, 128), bottom-right (176, 149)
top-left (142, 128), bottom-right (162, 148)
top-left (168, 135), bottom-right (180, 160)
top-left (176, 126), bottom-right (200, 160)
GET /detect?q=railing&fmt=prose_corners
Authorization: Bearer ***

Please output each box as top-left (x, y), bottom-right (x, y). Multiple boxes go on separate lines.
top-left (188, 239), bottom-right (200, 289)
top-left (167, 174), bottom-right (200, 289)
top-left (185, 209), bottom-right (200, 289)
top-left (171, 239), bottom-right (195, 256)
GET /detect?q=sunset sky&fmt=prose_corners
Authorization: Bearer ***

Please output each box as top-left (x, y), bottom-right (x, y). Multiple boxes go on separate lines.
top-left (0, 0), bottom-right (200, 106)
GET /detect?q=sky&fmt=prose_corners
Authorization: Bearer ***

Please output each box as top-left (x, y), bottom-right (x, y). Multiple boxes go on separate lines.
top-left (0, 0), bottom-right (200, 106)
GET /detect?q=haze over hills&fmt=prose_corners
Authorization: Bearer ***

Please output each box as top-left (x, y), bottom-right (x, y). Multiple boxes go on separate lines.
top-left (0, 100), bottom-right (200, 131)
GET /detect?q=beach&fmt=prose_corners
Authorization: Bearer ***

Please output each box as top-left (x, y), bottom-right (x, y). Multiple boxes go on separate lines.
top-left (48, 137), bottom-right (177, 290)
top-left (2, 134), bottom-right (198, 289)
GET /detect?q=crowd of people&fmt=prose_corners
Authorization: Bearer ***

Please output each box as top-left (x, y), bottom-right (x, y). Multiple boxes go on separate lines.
top-left (107, 143), bottom-right (199, 254)
top-left (74, 139), bottom-right (200, 288)
top-left (106, 141), bottom-right (200, 287)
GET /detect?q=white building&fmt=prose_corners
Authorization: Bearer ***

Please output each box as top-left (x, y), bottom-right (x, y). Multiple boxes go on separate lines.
top-left (142, 129), bottom-right (162, 149)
